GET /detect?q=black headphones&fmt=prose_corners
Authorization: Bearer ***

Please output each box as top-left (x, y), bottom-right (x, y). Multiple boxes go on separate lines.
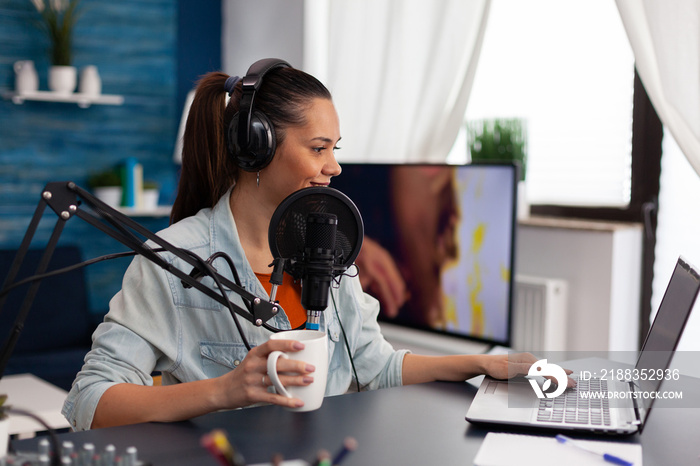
top-left (227, 58), bottom-right (292, 172)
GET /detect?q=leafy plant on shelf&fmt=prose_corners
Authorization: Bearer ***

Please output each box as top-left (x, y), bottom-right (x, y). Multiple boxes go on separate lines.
top-left (467, 118), bottom-right (528, 181)
top-left (87, 168), bottom-right (122, 189)
top-left (143, 180), bottom-right (159, 191)
top-left (29, 0), bottom-right (82, 66)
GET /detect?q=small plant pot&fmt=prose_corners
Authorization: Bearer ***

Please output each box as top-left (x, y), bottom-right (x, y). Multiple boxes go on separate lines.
top-left (93, 186), bottom-right (123, 208)
top-left (49, 65), bottom-right (77, 94)
top-left (142, 189), bottom-right (159, 210)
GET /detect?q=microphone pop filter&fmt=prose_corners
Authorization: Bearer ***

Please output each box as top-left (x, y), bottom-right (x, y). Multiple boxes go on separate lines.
top-left (268, 187), bottom-right (364, 279)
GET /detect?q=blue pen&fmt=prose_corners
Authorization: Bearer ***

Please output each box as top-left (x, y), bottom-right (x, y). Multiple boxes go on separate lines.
top-left (331, 437), bottom-right (358, 465)
top-left (555, 435), bottom-right (633, 466)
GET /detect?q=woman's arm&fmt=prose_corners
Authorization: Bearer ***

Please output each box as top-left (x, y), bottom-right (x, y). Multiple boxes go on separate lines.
top-left (91, 339), bottom-right (314, 429)
top-left (92, 378), bottom-right (225, 428)
top-left (401, 353), bottom-right (575, 386)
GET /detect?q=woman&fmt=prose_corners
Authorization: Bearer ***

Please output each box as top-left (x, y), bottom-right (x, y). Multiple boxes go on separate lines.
top-left (63, 59), bottom-right (553, 432)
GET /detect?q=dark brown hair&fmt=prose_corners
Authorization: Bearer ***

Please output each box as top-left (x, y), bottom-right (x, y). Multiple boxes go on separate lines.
top-left (170, 65), bottom-right (332, 224)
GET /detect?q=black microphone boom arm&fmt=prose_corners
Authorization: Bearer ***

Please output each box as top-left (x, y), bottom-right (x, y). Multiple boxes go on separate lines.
top-left (0, 181), bottom-right (282, 379)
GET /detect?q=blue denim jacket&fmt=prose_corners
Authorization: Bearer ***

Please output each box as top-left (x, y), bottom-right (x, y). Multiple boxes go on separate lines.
top-left (62, 189), bottom-right (408, 431)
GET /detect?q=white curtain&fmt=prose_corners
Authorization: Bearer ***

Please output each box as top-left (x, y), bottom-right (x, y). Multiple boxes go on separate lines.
top-left (616, 0), bottom-right (700, 176)
top-left (652, 131), bottom-right (700, 357)
top-left (320, 0), bottom-right (491, 163)
top-left (616, 0), bottom-right (700, 353)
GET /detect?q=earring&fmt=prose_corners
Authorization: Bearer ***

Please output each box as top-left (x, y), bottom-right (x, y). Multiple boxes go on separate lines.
top-left (257, 171), bottom-right (260, 187)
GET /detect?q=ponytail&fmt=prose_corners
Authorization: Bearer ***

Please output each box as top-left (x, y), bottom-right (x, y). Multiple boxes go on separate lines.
top-left (170, 72), bottom-right (241, 224)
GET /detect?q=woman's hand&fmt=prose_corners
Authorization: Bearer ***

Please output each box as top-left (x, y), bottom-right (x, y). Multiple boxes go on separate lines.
top-left (401, 353), bottom-right (576, 388)
top-left (215, 338), bottom-right (316, 410)
top-left (92, 338), bottom-right (316, 429)
top-left (482, 352), bottom-right (576, 388)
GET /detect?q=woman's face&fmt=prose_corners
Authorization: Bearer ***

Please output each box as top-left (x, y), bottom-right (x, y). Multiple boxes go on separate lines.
top-left (261, 97), bottom-right (342, 207)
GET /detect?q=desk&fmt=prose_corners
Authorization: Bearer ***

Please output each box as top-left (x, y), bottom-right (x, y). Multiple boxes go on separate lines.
top-left (11, 380), bottom-right (700, 465)
top-left (0, 374), bottom-right (70, 437)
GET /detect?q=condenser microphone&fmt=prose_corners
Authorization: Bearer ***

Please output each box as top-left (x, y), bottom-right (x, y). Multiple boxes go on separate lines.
top-left (302, 212), bottom-right (337, 330)
top-left (268, 186), bottom-right (364, 330)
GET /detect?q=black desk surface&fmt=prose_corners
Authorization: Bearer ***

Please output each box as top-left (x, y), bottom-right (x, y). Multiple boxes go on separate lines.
top-left (12, 380), bottom-right (700, 465)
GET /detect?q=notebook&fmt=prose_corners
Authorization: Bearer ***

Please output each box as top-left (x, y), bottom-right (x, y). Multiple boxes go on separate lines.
top-left (466, 256), bottom-right (700, 435)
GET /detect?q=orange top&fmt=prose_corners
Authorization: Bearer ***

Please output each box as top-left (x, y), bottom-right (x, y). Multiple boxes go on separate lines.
top-left (255, 272), bottom-right (307, 329)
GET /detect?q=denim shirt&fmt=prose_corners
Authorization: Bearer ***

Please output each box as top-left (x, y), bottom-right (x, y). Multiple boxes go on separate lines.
top-left (62, 189), bottom-right (408, 431)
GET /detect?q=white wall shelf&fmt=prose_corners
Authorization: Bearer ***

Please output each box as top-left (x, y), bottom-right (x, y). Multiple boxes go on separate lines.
top-left (2, 90), bottom-right (124, 108)
top-left (117, 206), bottom-right (172, 218)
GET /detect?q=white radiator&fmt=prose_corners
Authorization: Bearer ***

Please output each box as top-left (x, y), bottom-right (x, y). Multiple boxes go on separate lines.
top-left (512, 275), bottom-right (568, 352)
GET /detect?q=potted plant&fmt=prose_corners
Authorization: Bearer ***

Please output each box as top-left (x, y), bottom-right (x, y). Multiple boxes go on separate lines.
top-left (467, 118), bottom-right (529, 218)
top-left (88, 168), bottom-right (122, 208)
top-left (0, 394), bottom-right (9, 458)
top-left (29, 0), bottom-right (82, 94)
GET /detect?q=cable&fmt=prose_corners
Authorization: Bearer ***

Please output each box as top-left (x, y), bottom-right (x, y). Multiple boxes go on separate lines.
top-left (208, 251), bottom-right (255, 315)
top-left (0, 244), bottom-right (286, 351)
top-left (330, 288), bottom-right (361, 392)
top-left (179, 249), bottom-right (252, 351)
top-left (206, 251), bottom-right (283, 334)
top-left (0, 249), bottom-right (165, 301)
top-left (6, 407), bottom-right (60, 466)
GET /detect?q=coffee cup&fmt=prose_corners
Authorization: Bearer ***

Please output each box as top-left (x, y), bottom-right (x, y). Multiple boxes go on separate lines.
top-left (267, 329), bottom-right (328, 412)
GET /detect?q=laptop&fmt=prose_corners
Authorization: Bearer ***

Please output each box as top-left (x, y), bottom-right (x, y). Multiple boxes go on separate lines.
top-left (466, 256), bottom-right (700, 435)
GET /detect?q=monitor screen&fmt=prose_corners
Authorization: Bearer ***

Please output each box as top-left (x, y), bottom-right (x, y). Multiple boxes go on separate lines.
top-left (331, 163), bottom-right (517, 346)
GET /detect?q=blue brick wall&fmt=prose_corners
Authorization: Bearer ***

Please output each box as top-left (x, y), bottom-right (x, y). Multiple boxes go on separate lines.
top-left (0, 0), bottom-right (181, 315)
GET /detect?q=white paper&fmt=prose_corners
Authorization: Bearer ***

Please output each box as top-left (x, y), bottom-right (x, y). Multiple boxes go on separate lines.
top-left (474, 432), bottom-right (642, 466)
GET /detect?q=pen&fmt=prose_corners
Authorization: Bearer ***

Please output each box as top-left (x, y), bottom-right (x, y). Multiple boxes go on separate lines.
top-left (555, 434), bottom-right (633, 466)
top-left (331, 437), bottom-right (357, 465)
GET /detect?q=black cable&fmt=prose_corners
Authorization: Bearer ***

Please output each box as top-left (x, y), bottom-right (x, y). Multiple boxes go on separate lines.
top-left (330, 288), bottom-right (361, 392)
top-left (207, 251), bottom-right (283, 334)
top-left (210, 263), bottom-right (252, 351)
top-left (0, 243), bottom-right (284, 351)
top-left (209, 252), bottom-right (242, 286)
top-left (208, 252), bottom-right (254, 315)
top-left (179, 249), bottom-right (252, 351)
top-left (6, 408), bottom-right (60, 466)
top-left (0, 249), bottom-right (165, 301)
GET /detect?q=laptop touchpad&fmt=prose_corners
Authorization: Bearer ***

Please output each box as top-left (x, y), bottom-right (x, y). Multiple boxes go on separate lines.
top-left (485, 381), bottom-right (509, 396)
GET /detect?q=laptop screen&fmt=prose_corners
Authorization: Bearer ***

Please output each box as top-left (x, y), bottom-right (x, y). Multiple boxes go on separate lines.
top-left (635, 257), bottom-right (700, 428)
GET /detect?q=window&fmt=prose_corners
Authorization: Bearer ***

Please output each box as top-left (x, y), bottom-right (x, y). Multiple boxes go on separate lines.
top-left (456, 0), bottom-right (635, 207)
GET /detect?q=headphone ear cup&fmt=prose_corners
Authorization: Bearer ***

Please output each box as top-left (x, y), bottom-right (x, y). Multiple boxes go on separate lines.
top-left (228, 110), bottom-right (277, 172)
top-left (247, 110), bottom-right (277, 169)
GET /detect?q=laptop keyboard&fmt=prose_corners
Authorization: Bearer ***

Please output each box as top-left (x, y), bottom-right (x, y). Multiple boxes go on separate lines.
top-left (536, 377), bottom-right (611, 426)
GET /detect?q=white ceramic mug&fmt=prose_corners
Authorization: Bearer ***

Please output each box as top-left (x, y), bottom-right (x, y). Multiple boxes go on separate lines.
top-left (267, 329), bottom-right (328, 412)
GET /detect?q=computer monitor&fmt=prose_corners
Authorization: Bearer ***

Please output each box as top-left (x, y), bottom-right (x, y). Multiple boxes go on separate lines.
top-left (331, 162), bottom-right (518, 346)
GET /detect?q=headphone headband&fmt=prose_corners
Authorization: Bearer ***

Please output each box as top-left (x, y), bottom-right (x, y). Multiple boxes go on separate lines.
top-left (236, 58), bottom-right (292, 158)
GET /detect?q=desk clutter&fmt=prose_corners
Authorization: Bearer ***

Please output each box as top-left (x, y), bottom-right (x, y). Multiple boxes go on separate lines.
top-left (5, 431), bottom-right (356, 466)
top-left (201, 429), bottom-right (357, 466)
top-left (8, 438), bottom-right (144, 466)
